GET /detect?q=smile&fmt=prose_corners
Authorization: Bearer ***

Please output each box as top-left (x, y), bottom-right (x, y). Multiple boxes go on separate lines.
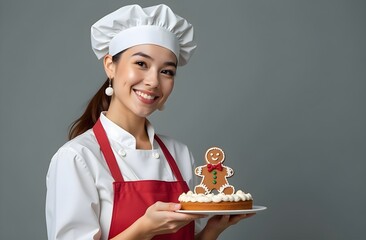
top-left (135, 90), bottom-right (157, 100)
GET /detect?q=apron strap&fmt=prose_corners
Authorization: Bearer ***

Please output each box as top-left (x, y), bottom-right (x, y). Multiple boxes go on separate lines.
top-left (154, 135), bottom-right (185, 182)
top-left (93, 119), bottom-right (124, 182)
top-left (93, 117), bottom-right (185, 183)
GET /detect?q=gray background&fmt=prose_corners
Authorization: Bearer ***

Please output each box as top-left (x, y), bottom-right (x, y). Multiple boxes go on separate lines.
top-left (0, 0), bottom-right (365, 239)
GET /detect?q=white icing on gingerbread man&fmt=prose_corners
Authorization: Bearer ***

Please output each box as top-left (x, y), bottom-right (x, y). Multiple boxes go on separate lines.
top-left (194, 147), bottom-right (235, 194)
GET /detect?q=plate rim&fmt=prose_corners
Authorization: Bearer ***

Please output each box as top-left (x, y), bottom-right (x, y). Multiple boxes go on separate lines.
top-left (175, 205), bottom-right (267, 215)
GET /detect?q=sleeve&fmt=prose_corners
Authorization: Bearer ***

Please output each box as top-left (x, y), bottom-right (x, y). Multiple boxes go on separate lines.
top-left (46, 147), bottom-right (102, 240)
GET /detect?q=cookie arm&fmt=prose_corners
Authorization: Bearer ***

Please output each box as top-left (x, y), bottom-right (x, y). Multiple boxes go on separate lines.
top-left (195, 166), bottom-right (204, 177)
top-left (225, 166), bottom-right (234, 177)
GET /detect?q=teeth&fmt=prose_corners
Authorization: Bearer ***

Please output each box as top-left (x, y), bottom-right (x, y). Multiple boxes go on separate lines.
top-left (136, 91), bottom-right (155, 100)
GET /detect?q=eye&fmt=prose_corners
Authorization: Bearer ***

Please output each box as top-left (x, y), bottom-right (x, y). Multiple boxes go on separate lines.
top-left (135, 61), bottom-right (147, 68)
top-left (161, 69), bottom-right (176, 77)
top-left (210, 153), bottom-right (213, 156)
top-left (216, 153), bottom-right (220, 156)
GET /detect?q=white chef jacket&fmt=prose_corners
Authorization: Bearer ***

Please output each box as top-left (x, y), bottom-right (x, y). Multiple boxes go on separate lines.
top-left (46, 113), bottom-right (201, 240)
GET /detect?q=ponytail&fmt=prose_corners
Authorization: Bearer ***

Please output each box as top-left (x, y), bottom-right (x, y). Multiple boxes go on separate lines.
top-left (68, 79), bottom-right (111, 140)
top-left (68, 52), bottom-right (123, 140)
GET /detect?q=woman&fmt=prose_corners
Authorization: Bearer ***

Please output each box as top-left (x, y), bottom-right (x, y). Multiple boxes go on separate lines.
top-left (46, 4), bottom-right (252, 240)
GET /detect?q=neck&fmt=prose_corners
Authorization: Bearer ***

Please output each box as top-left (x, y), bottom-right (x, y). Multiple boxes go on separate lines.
top-left (105, 108), bottom-right (151, 150)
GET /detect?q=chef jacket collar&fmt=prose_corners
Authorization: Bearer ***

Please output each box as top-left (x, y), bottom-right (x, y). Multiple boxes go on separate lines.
top-left (99, 112), bottom-right (155, 149)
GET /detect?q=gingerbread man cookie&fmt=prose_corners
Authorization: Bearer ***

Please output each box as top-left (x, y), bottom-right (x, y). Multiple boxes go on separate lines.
top-left (194, 147), bottom-right (235, 195)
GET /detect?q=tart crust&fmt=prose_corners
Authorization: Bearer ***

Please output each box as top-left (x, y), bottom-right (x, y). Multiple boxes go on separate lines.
top-left (180, 200), bottom-right (253, 210)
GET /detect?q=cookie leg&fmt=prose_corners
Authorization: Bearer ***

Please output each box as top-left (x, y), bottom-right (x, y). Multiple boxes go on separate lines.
top-left (194, 184), bottom-right (210, 194)
top-left (220, 185), bottom-right (235, 195)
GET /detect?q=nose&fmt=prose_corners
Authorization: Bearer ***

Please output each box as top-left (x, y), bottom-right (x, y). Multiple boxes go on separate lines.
top-left (144, 70), bottom-right (160, 88)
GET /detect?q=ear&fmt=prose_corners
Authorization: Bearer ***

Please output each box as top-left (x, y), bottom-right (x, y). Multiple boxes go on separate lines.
top-left (103, 54), bottom-right (115, 78)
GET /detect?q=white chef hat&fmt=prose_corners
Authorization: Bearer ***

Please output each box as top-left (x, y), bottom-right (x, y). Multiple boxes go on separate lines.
top-left (91, 4), bottom-right (196, 66)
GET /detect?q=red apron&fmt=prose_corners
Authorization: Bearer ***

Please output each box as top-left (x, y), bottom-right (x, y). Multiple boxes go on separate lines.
top-left (93, 119), bottom-right (194, 239)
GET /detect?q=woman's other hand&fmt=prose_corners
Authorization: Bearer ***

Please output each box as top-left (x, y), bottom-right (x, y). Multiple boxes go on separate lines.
top-left (195, 213), bottom-right (256, 240)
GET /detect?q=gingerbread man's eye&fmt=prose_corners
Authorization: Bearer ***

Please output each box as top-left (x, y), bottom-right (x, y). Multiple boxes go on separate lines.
top-left (216, 153), bottom-right (220, 156)
top-left (210, 153), bottom-right (214, 156)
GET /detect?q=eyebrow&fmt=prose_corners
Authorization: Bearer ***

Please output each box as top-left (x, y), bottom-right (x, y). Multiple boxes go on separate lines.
top-left (131, 52), bottom-right (177, 68)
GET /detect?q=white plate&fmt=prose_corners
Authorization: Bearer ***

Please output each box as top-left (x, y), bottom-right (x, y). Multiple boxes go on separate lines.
top-left (176, 205), bottom-right (267, 215)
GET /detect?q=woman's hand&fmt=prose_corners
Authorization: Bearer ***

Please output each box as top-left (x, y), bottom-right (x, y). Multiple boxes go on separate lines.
top-left (195, 213), bottom-right (256, 240)
top-left (141, 201), bottom-right (205, 237)
top-left (114, 201), bottom-right (205, 240)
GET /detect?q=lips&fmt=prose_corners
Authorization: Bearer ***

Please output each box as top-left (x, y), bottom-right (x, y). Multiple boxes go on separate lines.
top-left (134, 90), bottom-right (159, 104)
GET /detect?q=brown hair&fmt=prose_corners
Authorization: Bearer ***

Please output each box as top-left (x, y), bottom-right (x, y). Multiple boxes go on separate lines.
top-left (68, 53), bottom-right (122, 140)
top-left (68, 79), bottom-right (111, 139)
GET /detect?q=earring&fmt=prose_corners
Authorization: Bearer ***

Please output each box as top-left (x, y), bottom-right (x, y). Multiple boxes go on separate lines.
top-left (105, 78), bottom-right (114, 96)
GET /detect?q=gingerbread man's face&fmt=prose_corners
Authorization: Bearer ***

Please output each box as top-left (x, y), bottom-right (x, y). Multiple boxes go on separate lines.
top-left (205, 147), bottom-right (225, 164)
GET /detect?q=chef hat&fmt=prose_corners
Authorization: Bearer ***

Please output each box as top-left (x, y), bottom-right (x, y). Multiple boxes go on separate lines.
top-left (91, 4), bottom-right (196, 66)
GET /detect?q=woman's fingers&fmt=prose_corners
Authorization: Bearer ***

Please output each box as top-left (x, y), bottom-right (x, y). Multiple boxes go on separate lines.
top-left (228, 213), bottom-right (256, 225)
top-left (142, 201), bottom-right (205, 236)
top-left (152, 201), bottom-right (206, 220)
top-left (217, 213), bottom-right (256, 225)
top-left (205, 213), bottom-right (256, 235)
top-left (153, 201), bottom-right (181, 211)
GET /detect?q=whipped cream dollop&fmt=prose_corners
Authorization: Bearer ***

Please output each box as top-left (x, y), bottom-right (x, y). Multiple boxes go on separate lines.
top-left (178, 190), bottom-right (253, 203)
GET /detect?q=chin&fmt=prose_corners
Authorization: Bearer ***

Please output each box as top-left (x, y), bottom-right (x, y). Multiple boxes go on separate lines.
top-left (134, 109), bottom-right (157, 118)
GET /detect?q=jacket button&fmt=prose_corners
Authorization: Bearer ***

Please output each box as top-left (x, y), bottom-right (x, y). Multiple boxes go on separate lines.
top-left (118, 149), bottom-right (127, 157)
top-left (152, 152), bottom-right (160, 159)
